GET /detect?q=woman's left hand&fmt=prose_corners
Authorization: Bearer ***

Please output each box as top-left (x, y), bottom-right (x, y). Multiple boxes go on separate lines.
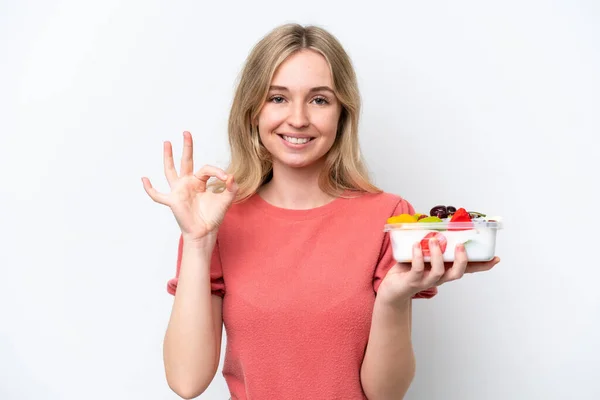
top-left (378, 237), bottom-right (501, 305)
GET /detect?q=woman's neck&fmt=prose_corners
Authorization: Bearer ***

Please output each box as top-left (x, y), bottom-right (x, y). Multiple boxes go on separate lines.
top-left (258, 161), bottom-right (336, 210)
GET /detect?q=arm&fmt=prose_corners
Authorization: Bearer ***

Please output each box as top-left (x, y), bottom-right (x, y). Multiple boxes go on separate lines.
top-left (360, 196), bottom-right (500, 399)
top-left (360, 296), bottom-right (414, 400)
top-left (163, 238), bottom-right (223, 399)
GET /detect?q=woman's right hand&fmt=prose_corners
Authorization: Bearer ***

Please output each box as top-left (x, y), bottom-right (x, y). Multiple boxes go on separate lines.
top-left (142, 131), bottom-right (238, 243)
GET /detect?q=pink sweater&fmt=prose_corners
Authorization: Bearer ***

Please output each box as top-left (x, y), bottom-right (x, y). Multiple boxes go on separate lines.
top-left (167, 191), bottom-right (436, 399)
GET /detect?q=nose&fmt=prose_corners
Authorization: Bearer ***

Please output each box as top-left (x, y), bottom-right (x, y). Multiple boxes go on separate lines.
top-left (287, 103), bottom-right (310, 129)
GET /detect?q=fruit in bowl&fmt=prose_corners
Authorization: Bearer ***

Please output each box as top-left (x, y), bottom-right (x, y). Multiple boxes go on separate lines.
top-left (384, 205), bottom-right (503, 262)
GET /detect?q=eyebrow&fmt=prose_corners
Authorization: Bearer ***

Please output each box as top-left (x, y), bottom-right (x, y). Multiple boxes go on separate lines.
top-left (269, 85), bottom-right (335, 94)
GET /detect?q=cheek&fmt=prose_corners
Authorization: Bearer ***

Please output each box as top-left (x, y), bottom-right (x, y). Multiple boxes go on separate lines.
top-left (315, 111), bottom-right (341, 136)
top-left (257, 115), bottom-right (280, 148)
top-left (258, 106), bottom-right (285, 131)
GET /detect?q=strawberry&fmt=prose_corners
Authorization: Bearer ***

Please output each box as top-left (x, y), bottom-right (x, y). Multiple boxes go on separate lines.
top-left (449, 207), bottom-right (474, 231)
top-left (450, 208), bottom-right (471, 222)
top-left (420, 232), bottom-right (448, 256)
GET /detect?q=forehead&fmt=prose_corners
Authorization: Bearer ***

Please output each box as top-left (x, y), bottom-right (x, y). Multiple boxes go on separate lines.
top-left (270, 49), bottom-right (333, 89)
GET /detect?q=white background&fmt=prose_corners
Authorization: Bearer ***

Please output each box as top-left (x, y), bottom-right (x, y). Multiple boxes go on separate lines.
top-left (1, 0), bottom-right (599, 399)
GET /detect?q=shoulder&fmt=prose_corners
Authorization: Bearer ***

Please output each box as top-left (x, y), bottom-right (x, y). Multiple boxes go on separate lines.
top-left (346, 191), bottom-right (415, 216)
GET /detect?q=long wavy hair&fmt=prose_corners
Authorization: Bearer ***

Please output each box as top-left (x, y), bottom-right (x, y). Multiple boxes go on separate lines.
top-left (210, 23), bottom-right (382, 201)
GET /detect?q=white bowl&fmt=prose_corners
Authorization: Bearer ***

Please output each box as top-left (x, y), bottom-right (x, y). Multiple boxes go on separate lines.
top-left (383, 221), bottom-right (503, 263)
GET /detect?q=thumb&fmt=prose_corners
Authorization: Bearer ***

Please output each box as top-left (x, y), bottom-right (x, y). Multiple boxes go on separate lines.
top-left (222, 175), bottom-right (238, 199)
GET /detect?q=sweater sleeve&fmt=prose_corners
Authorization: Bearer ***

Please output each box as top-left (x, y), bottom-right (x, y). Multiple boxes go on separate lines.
top-left (373, 198), bottom-right (438, 299)
top-left (166, 234), bottom-right (225, 297)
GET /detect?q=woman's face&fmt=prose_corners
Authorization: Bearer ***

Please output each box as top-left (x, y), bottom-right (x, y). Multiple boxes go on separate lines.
top-left (257, 49), bottom-right (343, 169)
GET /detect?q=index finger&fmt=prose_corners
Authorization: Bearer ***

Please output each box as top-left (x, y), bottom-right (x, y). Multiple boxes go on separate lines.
top-left (193, 165), bottom-right (228, 191)
top-left (409, 242), bottom-right (425, 281)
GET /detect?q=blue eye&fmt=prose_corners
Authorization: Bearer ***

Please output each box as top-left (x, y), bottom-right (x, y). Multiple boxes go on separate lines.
top-left (268, 95), bottom-right (330, 105)
top-left (312, 96), bottom-right (329, 105)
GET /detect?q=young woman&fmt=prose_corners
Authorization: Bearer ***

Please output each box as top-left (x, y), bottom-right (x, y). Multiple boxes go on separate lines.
top-left (142, 23), bottom-right (500, 400)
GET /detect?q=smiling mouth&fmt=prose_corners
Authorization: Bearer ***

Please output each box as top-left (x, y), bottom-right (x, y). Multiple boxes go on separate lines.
top-left (277, 134), bottom-right (315, 145)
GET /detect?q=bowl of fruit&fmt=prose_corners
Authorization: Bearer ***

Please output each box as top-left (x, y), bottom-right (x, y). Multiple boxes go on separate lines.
top-left (383, 205), bottom-right (503, 263)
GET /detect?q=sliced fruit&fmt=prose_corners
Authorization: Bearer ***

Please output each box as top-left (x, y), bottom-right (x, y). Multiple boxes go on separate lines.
top-left (449, 208), bottom-right (474, 231)
top-left (420, 232), bottom-right (448, 256)
top-left (386, 213), bottom-right (418, 224)
top-left (417, 214), bottom-right (428, 221)
top-left (430, 205), bottom-right (448, 219)
top-left (417, 216), bottom-right (443, 223)
top-left (450, 208), bottom-right (472, 222)
top-left (468, 211), bottom-right (486, 218)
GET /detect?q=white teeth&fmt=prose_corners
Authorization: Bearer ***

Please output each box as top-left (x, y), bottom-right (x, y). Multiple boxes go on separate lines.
top-left (283, 135), bottom-right (310, 144)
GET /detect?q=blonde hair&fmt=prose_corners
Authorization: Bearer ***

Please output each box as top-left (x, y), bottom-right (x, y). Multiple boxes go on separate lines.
top-left (211, 23), bottom-right (382, 201)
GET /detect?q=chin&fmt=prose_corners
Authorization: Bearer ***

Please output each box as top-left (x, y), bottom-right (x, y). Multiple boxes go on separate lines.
top-left (274, 155), bottom-right (325, 169)
top-left (278, 159), bottom-right (316, 169)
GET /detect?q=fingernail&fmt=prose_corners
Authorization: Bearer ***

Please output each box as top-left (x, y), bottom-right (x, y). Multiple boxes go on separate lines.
top-left (429, 238), bottom-right (437, 247)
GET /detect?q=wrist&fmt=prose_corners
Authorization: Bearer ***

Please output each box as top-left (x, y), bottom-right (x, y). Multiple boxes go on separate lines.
top-left (181, 232), bottom-right (217, 253)
top-left (377, 283), bottom-right (413, 310)
top-left (373, 290), bottom-right (412, 326)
